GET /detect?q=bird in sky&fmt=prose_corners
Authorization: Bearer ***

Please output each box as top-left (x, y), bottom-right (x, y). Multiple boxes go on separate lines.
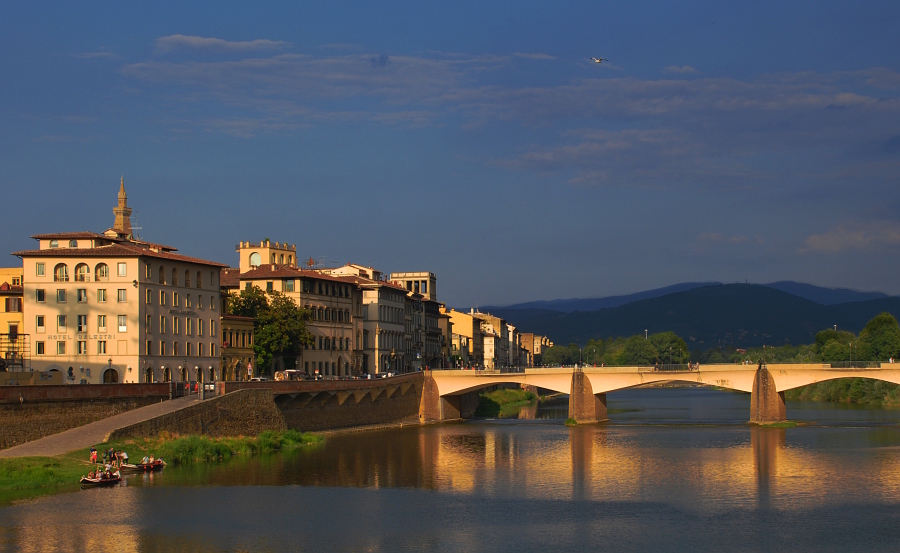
top-left (589, 57), bottom-right (607, 64)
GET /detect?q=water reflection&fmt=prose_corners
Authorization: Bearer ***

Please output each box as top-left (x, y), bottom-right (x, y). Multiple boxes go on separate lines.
top-left (5, 389), bottom-right (900, 552)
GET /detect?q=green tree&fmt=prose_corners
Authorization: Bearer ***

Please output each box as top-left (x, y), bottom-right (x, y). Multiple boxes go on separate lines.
top-left (620, 335), bottom-right (658, 365)
top-left (227, 285), bottom-right (269, 319)
top-left (857, 312), bottom-right (900, 362)
top-left (252, 291), bottom-right (312, 373)
top-left (543, 345), bottom-right (575, 366)
top-left (648, 331), bottom-right (689, 364)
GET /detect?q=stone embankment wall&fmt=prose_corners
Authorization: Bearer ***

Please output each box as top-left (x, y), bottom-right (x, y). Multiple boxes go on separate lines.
top-left (0, 384), bottom-right (171, 449)
top-left (106, 389), bottom-right (287, 441)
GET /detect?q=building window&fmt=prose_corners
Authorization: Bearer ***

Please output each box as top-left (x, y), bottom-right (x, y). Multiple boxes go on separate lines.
top-left (160, 316), bottom-right (167, 334)
top-left (199, 342), bottom-right (205, 357)
top-left (211, 296), bottom-right (216, 310)
top-left (186, 294), bottom-right (192, 308)
top-left (57, 341), bottom-right (66, 355)
top-left (198, 319), bottom-right (205, 336)
top-left (117, 263), bottom-right (127, 277)
top-left (187, 342), bottom-right (193, 356)
top-left (171, 269), bottom-right (178, 286)
top-left (4, 298), bottom-right (22, 312)
top-left (98, 341), bottom-right (107, 354)
top-left (160, 341), bottom-right (167, 356)
top-left (76, 289), bottom-right (87, 303)
top-left (77, 341), bottom-right (87, 355)
top-left (69, 240), bottom-right (78, 248)
top-left (173, 342), bottom-right (180, 356)
top-left (146, 289), bottom-right (152, 304)
top-left (145, 264), bottom-right (151, 279)
top-left (211, 319), bottom-right (216, 336)
top-left (159, 266), bottom-right (165, 285)
top-left (146, 314), bottom-right (152, 331)
top-left (36, 342), bottom-right (45, 355)
top-left (98, 315), bottom-right (107, 332)
top-left (36, 316), bottom-right (45, 333)
top-left (74, 263), bottom-right (89, 282)
top-left (146, 340), bottom-right (152, 355)
top-left (98, 289), bottom-right (107, 303)
top-left (95, 263), bottom-right (109, 281)
top-left (57, 315), bottom-right (67, 331)
top-left (186, 318), bottom-right (193, 336)
top-left (173, 317), bottom-right (180, 335)
top-left (36, 289), bottom-right (45, 302)
top-left (49, 240), bottom-right (58, 249)
top-left (160, 291), bottom-right (167, 305)
top-left (118, 315), bottom-right (127, 332)
top-left (211, 343), bottom-right (217, 356)
top-left (57, 289), bottom-right (66, 303)
top-left (36, 263), bottom-right (45, 276)
top-left (284, 279), bottom-right (294, 292)
top-left (184, 270), bottom-right (191, 287)
top-left (196, 271), bottom-right (202, 289)
top-left (77, 315), bottom-right (87, 332)
top-left (117, 289), bottom-right (127, 303)
top-left (198, 295), bottom-right (204, 309)
top-left (266, 282), bottom-right (273, 292)
top-left (173, 293), bottom-right (179, 307)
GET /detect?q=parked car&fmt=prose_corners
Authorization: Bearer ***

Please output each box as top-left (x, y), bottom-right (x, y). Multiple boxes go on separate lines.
top-left (249, 376), bottom-right (268, 382)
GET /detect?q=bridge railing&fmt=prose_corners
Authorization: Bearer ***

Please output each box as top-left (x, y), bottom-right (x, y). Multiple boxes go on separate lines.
top-left (828, 361), bottom-right (883, 369)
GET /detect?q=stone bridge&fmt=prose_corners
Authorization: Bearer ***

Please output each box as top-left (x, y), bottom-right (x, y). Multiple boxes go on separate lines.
top-left (421, 364), bottom-right (900, 423)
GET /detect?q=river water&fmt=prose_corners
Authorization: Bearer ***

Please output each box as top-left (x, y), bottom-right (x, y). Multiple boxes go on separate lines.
top-left (3, 388), bottom-right (900, 552)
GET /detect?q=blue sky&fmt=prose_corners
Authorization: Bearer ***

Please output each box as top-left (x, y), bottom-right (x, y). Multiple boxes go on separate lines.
top-left (2, 1), bottom-right (899, 307)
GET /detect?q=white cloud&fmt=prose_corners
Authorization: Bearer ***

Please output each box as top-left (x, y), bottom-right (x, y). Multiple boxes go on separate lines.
top-left (802, 222), bottom-right (900, 254)
top-left (155, 35), bottom-right (291, 54)
top-left (513, 52), bottom-right (556, 60)
top-left (663, 65), bottom-right (698, 74)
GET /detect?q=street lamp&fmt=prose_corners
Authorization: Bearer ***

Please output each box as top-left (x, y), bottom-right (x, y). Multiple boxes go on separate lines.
top-left (849, 342), bottom-right (853, 367)
top-left (644, 329), bottom-right (648, 340)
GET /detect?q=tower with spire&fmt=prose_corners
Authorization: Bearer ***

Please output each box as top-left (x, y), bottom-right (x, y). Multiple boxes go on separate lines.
top-left (112, 177), bottom-right (133, 237)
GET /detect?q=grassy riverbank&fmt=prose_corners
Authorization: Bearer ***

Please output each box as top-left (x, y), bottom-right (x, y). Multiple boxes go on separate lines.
top-left (785, 378), bottom-right (900, 406)
top-left (474, 388), bottom-right (538, 417)
top-left (0, 430), bottom-right (322, 501)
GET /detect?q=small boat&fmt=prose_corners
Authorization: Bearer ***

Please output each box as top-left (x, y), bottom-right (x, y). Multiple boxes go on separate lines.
top-left (119, 460), bottom-right (167, 473)
top-left (80, 471), bottom-right (122, 488)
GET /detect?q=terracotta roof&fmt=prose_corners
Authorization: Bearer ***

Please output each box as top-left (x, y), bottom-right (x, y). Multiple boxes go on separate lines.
top-left (240, 264), bottom-right (359, 285)
top-left (30, 231), bottom-right (109, 240)
top-left (220, 268), bottom-right (241, 288)
top-left (11, 243), bottom-right (228, 268)
top-left (0, 282), bottom-right (23, 294)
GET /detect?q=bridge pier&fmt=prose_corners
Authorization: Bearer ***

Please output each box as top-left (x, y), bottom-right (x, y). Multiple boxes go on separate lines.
top-left (568, 371), bottom-right (608, 423)
top-left (750, 365), bottom-right (786, 424)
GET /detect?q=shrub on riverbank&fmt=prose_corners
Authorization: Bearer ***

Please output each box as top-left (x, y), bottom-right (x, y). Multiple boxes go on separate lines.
top-left (474, 388), bottom-right (537, 417)
top-left (785, 378), bottom-right (900, 405)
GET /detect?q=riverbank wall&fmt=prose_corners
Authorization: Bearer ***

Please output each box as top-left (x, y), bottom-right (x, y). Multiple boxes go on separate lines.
top-left (0, 384), bottom-right (170, 449)
top-left (106, 389), bottom-right (286, 441)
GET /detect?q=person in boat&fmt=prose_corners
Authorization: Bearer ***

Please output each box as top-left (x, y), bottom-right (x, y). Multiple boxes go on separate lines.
top-left (149, 455), bottom-right (154, 463)
top-left (142, 455), bottom-right (150, 464)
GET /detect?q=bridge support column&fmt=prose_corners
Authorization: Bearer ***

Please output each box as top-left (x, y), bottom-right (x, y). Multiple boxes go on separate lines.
top-left (568, 371), bottom-right (608, 423)
top-left (750, 365), bottom-right (786, 424)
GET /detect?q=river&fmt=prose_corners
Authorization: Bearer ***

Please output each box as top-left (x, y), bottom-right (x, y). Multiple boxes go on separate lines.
top-left (2, 388), bottom-right (900, 552)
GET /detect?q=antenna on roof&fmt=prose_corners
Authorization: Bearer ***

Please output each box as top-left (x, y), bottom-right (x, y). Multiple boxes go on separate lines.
top-left (130, 210), bottom-right (143, 240)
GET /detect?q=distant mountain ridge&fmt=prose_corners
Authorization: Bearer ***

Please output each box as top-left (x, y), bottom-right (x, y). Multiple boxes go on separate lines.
top-left (483, 281), bottom-right (892, 313)
top-left (481, 284), bottom-right (900, 349)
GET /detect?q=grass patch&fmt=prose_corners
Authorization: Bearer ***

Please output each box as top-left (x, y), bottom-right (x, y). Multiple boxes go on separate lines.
top-left (564, 418), bottom-right (578, 426)
top-left (474, 388), bottom-right (537, 417)
top-left (0, 429), bottom-right (324, 501)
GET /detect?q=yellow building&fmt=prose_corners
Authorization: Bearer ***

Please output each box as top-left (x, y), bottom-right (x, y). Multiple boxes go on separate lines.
top-left (446, 308), bottom-right (485, 368)
top-left (12, 180), bottom-right (226, 384)
top-left (0, 267), bottom-right (24, 336)
top-left (221, 314), bottom-right (256, 381)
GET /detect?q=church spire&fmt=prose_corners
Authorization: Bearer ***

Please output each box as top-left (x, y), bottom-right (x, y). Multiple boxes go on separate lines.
top-left (113, 177), bottom-right (133, 236)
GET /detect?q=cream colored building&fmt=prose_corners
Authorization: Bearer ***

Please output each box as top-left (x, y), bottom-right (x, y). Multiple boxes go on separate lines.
top-left (446, 308), bottom-right (485, 368)
top-left (12, 180), bottom-right (226, 384)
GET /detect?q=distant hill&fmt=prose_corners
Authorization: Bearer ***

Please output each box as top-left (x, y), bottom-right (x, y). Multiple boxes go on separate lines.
top-left (762, 281), bottom-right (890, 305)
top-left (483, 281), bottom-right (893, 314)
top-left (482, 282), bottom-right (718, 313)
top-left (488, 284), bottom-right (900, 349)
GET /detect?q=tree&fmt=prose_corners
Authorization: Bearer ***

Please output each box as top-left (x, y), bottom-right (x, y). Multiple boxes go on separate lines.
top-left (620, 335), bottom-right (658, 365)
top-left (857, 312), bottom-right (900, 362)
top-left (648, 331), bottom-right (689, 364)
top-left (542, 345), bottom-right (575, 366)
top-left (229, 286), bottom-right (312, 374)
